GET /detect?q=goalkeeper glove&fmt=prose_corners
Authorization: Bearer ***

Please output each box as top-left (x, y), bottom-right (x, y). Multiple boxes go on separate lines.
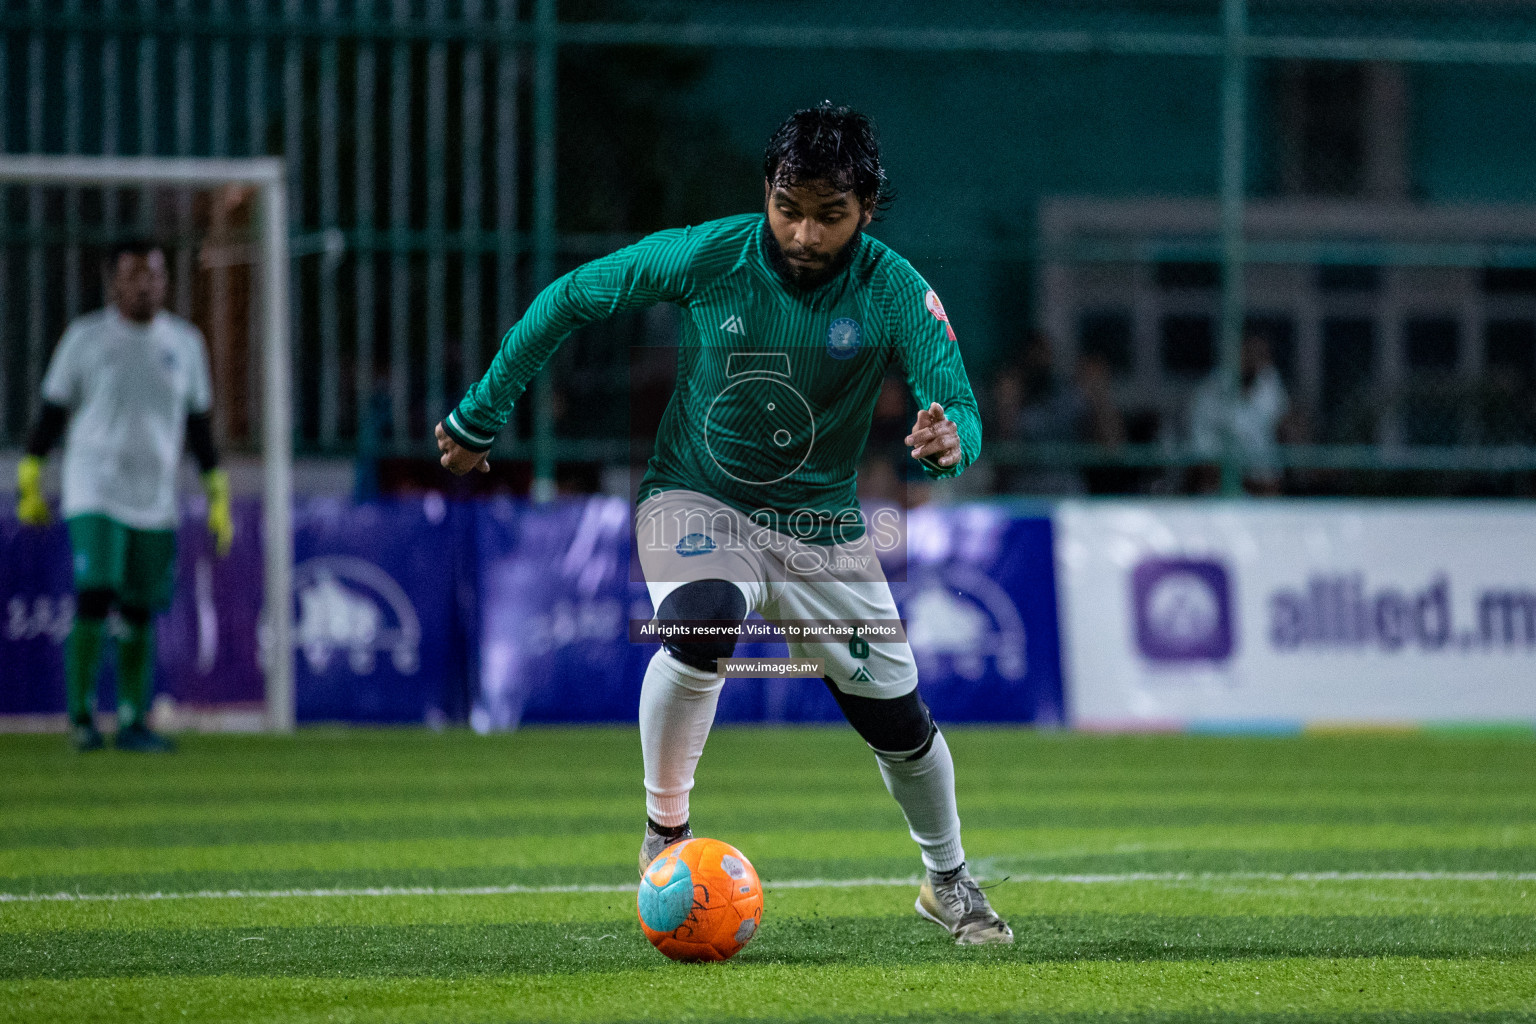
top-left (16, 455), bottom-right (50, 526)
top-left (203, 468), bottom-right (233, 557)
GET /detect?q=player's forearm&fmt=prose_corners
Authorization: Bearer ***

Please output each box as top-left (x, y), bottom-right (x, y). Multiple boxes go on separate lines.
top-left (448, 234), bottom-right (693, 450)
top-left (906, 355), bottom-right (982, 479)
top-left (446, 278), bottom-right (585, 449)
top-left (185, 412), bottom-right (220, 473)
top-left (24, 402), bottom-right (68, 458)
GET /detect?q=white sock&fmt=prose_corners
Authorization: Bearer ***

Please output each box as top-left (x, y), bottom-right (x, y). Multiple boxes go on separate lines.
top-left (639, 649), bottom-right (724, 828)
top-left (874, 727), bottom-right (965, 873)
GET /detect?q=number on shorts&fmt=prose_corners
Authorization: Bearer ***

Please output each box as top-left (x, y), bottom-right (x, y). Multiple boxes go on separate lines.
top-left (849, 634), bottom-right (869, 660)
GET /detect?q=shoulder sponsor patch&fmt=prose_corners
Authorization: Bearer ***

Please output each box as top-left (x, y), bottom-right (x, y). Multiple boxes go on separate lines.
top-left (924, 289), bottom-right (956, 341)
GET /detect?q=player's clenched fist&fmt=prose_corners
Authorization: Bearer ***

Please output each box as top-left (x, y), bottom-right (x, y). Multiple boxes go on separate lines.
top-left (905, 402), bottom-right (962, 468)
top-left (435, 422), bottom-right (491, 476)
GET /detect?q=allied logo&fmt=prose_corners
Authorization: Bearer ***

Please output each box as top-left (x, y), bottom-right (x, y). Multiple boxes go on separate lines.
top-left (720, 314), bottom-right (746, 336)
top-left (826, 317), bottom-right (862, 359)
top-left (848, 666), bottom-right (874, 683)
top-left (675, 533), bottom-right (717, 557)
top-left (924, 289), bottom-right (956, 341)
top-left (1132, 558), bottom-right (1235, 662)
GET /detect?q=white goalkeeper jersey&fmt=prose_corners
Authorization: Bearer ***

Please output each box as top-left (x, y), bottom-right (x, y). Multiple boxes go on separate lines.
top-left (41, 307), bottom-right (213, 531)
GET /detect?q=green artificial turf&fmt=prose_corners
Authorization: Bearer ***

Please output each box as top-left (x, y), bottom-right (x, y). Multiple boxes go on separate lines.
top-left (0, 727), bottom-right (1533, 1022)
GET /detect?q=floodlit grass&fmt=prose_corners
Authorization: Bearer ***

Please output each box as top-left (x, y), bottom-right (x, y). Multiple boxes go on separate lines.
top-left (1, 727), bottom-right (1533, 1022)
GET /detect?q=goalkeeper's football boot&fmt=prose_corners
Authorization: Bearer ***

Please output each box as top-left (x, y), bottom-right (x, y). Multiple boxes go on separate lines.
top-left (70, 722), bottom-right (105, 752)
top-left (916, 866), bottom-right (1014, 945)
top-left (638, 820), bottom-right (692, 876)
top-left (114, 723), bottom-right (176, 754)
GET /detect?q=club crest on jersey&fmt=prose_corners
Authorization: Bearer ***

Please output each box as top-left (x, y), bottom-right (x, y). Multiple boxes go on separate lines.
top-left (675, 533), bottom-right (717, 557)
top-left (924, 289), bottom-right (956, 341)
top-left (826, 318), bottom-right (862, 360)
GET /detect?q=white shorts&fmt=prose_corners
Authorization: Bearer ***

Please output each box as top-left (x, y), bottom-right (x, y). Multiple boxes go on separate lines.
top-left (635, 489), bottom-right (917, 699)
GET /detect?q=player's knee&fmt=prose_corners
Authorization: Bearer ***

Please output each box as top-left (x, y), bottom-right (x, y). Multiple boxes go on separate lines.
top-left (119, 604), bottom-right (151, 626)
top-left (823, 679), bottom-right (936, 756)
top-left (76, 589), bottom-right (115, 621)
top-left (656, 579), bottom-right (748, 673)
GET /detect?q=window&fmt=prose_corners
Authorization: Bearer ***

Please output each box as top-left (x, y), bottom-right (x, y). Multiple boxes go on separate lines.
top-left (1280, 62), bottom-right (1368, 196)
top-left (1483, 269), bottom-right (1536, 295)
top-left (1078, 311), bottom-right (1134, 374)
top-left (1317, 264), bottom-right (1380, 293)
top-left (1404, 317), bottom-right (1459, 371)
top-left (1155, 262), bottom-right (1220, 290)
top-left (1160, 315), bottom-right (1213, 375)
top-left (1483, 320), bottom-right (1536, 443)
top-left (1245, 314), bottom-right (1296, 382)
top-left (1322, 317), bottom-right (1375, 441)
top-left (1486, 319), bottom-right (1536, 377)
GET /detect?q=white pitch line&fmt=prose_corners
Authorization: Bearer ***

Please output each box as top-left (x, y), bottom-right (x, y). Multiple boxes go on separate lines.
top-left (0, 883), bottom-right (639, 904)
top-left (2, 871), bottom-right (1534, 904)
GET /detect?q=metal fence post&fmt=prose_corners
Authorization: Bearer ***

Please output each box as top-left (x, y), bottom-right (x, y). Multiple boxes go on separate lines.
top-left (1218, 0), bottom-right (1249, 496)
top-left (259, 163), bottom-right (295, 733)
top-left (530, 0), bottom-right (558, 502)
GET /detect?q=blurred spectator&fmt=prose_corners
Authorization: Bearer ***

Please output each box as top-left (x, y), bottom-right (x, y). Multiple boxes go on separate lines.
top-left (1074, 351), bottom-right (1134, 495)
top-left (1187, 330), bottom-right (1289, 495)
top-left (991, 331), bottom-right (1126, 495)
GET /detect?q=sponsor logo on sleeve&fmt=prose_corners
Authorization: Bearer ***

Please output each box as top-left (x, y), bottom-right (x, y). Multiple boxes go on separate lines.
top-left (924, 289), bottom-right (956, 341)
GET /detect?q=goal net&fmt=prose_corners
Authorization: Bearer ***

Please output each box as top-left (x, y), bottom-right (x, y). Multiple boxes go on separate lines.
top-left (0, 156), bottom-right (293, 732)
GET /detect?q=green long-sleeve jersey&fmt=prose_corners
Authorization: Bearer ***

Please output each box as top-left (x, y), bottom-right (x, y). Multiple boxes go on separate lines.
top-left (444, 213), bottom-right (981, 545)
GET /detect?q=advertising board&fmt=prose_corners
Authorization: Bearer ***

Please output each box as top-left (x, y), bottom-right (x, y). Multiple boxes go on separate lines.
top-left (1056, 501), bottom-right (1536, 727)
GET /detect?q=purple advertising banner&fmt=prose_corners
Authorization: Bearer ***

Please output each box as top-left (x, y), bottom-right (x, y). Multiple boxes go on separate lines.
top-left (157, 499), bottom-right (266, 711)
top-left (473, 496), bottom-right (653, 730)
top-left (0, 499), bottom-right (265, 718)
top-left (0, 515), bottom-right (73, 716)
top-left (5, 496), bottom-right (1064, 729)
top-left (291, 495), bottom-right (474, 723)
top-left (474, 497), bottom-right (1064, 729)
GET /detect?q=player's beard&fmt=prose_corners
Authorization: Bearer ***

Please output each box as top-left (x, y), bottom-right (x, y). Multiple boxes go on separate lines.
top-left (761, 219), bottom-right (861, 291)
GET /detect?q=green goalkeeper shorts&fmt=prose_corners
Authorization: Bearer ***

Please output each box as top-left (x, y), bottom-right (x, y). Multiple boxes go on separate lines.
top-left (66, 514), bottom-right (179, 612)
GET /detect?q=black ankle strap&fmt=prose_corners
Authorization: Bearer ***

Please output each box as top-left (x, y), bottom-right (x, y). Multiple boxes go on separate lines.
top-left (646, 818), bottom-right (689, 840)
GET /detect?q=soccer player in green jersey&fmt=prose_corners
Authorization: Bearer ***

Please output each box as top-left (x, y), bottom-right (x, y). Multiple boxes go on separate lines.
top-left (16, 240), bottom-right (233, 753)
top-left (439, 104), bottom-right (1011, 944)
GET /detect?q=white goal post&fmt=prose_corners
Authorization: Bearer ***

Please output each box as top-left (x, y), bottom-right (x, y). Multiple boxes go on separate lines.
top-left (0, 155), bottom-right (295, 732)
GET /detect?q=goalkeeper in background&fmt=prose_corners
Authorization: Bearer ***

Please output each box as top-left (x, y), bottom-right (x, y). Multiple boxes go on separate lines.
top-left (15, 239), bottom-right (232, 753)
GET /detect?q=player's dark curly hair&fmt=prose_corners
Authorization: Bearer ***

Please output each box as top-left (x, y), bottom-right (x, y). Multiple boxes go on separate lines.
top-left (763, 102), bottom-right (893, 214)
top-left (102, 237), bottom-right (164, 269)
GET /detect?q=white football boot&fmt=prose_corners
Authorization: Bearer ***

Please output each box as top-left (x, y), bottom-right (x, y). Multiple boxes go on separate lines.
top-left (916, 866), bottom-right (1014, 945)
top-left (638, 822), bottom-right (692, 877)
